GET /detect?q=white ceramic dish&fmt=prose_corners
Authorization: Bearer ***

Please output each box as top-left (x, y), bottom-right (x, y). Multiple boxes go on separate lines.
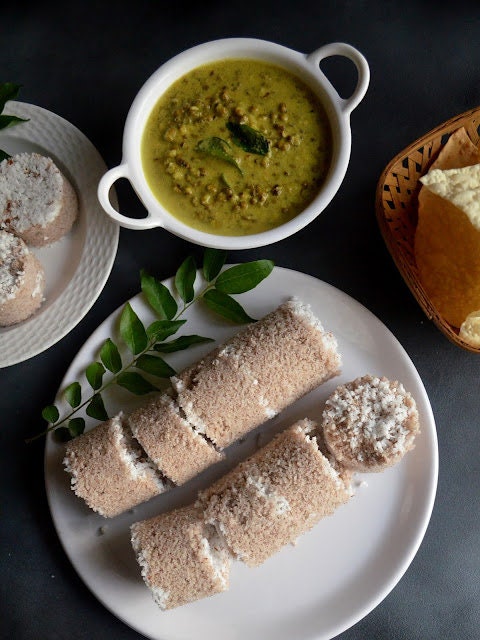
top-left (98, 38), bottom-right (369, 249)
top-left (0, 102), bottom-right (119, 367)
top-left (45, 266), bottom-right (437, 640)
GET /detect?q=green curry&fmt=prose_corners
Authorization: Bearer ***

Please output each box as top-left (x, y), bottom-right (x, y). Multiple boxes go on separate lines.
top-left (141, 59), bottom-right (332, 236)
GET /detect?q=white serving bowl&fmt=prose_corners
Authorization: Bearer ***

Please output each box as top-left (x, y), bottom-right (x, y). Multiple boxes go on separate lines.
top-left (98, 37), bottom-right (369, 249)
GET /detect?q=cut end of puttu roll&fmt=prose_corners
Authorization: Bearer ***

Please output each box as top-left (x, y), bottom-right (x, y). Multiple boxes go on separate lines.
top-left (130, 504), bottom-right (231, 610)
top-left (0, 152), bottom-right (78, 246)
top-left (322, 375), bottom-right (420, 473)
top-left (63, 413), bottom-right (170, 518)
top-left (128, 392), bottom-right (224, 485)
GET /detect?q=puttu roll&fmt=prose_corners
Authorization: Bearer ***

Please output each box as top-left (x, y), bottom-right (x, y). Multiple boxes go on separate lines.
top-left (127, 392), bottom-right (224, 485)
top-left (63, 413), bottom-right (170, 518)
top-left (63, 298), bottom-right (341, 517)
top-left (322, 375), bottom-right (420, 472)
top-left (198, 418), bottom-right (352, 567)
top-left (130, 504), bottom-right (231, 610)
top-left (172, 298), bottom-right (341, 448)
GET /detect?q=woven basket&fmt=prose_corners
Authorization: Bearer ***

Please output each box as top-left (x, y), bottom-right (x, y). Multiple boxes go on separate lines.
top-left (375, 106), bottom-right (480, 353)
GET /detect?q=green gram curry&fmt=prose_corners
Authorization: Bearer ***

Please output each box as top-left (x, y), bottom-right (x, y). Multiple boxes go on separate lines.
top-left (141, 59), bottom-right (332, 235)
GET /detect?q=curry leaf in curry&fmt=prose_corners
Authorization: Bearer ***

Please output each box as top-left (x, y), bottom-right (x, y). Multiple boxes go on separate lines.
top-left (226, 121), bottom-right (269, 156)
top-left (33, 249), bottom-right (275, 443)
top-left (195, 136), bottom-right (243, 175)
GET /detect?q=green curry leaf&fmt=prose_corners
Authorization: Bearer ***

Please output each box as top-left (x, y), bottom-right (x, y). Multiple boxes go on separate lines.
top-left (64, 381), bottom-right (82, 408)
top-left (99, 338), bottom-right (122, 374)
top-left (0, 114), bottom-right (28, 130)
top-left (154, 334), bottom-right (214, 353)
top-left (120, 302), bottom-right (148, 355)
top-left (116, 372), bottom-right (158, 395)
top-left (215, 260), bottom-right (275, 294)
top-left (195, 136), bottom-right (243, 175)
top-left (85, 362), bottom-right (106, 391)
top-left (0, 82), bottom-right (22, 113)
top-left (203, 248), bottom-right (227, 282)
top-left (68, 417), bottom-right (86, 437)
top-left (203, 289), bottom-right (255, 324)
top-left (146, 319), bottom-right (186, 342)
top-left (175, 256), bottom-right (197, 303)
top-left (42, 405), bottom-right (59, 424)
top-left (227, 121), bottom-right (269, 156)
top-left (141, 269), bottom-right (178, 320)
top-left (135, 354), bottom-right (176, 379)
top-left (0, 83), bottom-right (29, 160)
top-left (86, 393), bottom-right (108, 421)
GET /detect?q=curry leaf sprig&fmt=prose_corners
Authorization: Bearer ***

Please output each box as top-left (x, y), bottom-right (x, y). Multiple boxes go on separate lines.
top-left (31, 249), bottom-right (274, 443)
top-left (0, 83), bottom-right (29, 161)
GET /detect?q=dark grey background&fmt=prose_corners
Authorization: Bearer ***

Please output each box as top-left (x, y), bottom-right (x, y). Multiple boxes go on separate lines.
top-left (2, 2), bottom-right (479, 639)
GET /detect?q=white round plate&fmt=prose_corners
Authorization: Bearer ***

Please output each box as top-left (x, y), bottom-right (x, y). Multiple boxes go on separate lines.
top-left (0, 101), bottom-right (119, 367)
top-left (45, 267), bottom-right (438, 640)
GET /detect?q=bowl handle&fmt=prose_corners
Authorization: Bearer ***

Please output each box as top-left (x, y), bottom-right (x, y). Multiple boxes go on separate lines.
top-left (307, 42), bottom-right (370, 115)
top-left (97, 164), bottom-right (162, 230)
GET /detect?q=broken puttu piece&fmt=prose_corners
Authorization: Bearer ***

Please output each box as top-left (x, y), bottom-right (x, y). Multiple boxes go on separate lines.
top-left (172, 298), bottom-right (342, 449)
top-left (198, 418), bottom-right (352, 567)
top-left (130, 504), bottom-right (231, 610)
top-left (63, 413), bottom-right (170, 518)
top-left (127, 392), bottom-right (224, 485)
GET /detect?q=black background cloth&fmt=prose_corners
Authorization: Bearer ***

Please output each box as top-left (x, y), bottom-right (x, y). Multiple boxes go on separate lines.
top-left (2, 2), bottom-right (479, 639)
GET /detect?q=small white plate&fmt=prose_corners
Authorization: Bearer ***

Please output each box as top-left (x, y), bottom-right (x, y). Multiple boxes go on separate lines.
top-left (45, 267), bottom-right (438, 640)
top-left (0, 101), bottom-right (119, 367)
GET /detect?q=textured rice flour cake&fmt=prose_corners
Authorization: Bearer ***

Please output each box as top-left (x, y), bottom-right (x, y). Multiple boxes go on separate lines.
top-left (127, 392), bottom-right (224, 485)
top-left (322, 374), bottom-right (420, 472)
top-left (0, 152), bottom-right (78, 246)
top-left (198, 418), bottom-right (352, 567)
top-left (0, 229), bottom-right (44, 326)
top-left (172, 298), bottom-right (341, 448)
top-left (63, 299), bottom-right (342, 517)
top-left (130, 504), bottom-right (231, 610)
top-left (63, 413), bottom-right (170, 517)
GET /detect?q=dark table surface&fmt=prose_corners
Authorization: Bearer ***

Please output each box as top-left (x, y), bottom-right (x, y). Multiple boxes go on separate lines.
top-left (2, 2), bottom-right (479, 639)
